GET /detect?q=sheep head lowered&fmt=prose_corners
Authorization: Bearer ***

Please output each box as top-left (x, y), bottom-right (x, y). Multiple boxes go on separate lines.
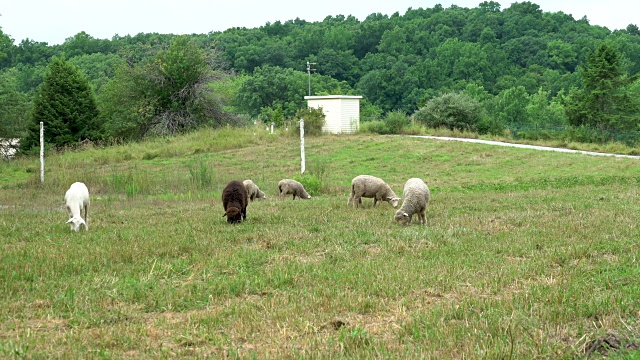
top-left (348, 175), bottom-right (399, 209)
top-left (223, 206), bottom-right (244, 223)
top-left (222, 180), bottom-right (249, 223)
top-left (66, 216), bottom-right (87, 232)
top-left (64, 182), bottom-right (90, 232)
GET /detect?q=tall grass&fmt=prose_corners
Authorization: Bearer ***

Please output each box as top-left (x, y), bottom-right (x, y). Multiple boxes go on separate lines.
top-left (1, 128), bottom-right (639, 358)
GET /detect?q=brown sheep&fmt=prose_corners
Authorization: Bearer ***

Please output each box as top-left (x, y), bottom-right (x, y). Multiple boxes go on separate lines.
top-left (222, 180), bottom-right (248, 223)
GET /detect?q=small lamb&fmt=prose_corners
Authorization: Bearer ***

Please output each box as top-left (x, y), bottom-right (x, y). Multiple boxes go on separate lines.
top-left (395, 178), bottom-right (430, 225)
top-left (348, 175), bottom-right (400, 209)
top-left (243, 180), bottom-right (267, 201)
top-left (278, 179), bottom-right (311, 200)
top-left (64, 182), bottom-right (90, 232)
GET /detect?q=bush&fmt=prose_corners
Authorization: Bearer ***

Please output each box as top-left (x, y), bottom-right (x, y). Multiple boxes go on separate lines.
top-left (414, 92), bottom-right (481, 132)
top-left (477, 115), bottom-right (506, 135)
top-left (294, 107), bottom-right (326, 136)
top-left (294, 174), bottom-right (322, 196)
top-left (385, 110), bottom-right (408, 134)
top-left (359, 120), bottom-right (390, 134)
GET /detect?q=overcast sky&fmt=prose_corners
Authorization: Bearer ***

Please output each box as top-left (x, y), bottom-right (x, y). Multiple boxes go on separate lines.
top-left (1, 0), bottom-right (637, 45)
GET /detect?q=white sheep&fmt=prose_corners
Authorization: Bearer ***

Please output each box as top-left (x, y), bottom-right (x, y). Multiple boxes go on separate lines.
top-left (394, 178), bottom-right (430, 225)
top-left (243, 180), bottom-right (267, 201)
top-left (64, 182), bottom-right (90, 231)
top-left (348, 175), bottom-right (400, 209)
top-left (278, 179), bottom-right (311, 200)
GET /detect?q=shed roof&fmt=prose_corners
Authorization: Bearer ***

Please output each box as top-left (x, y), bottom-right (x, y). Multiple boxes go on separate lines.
top-left (304, 95), bottom-right (363, 100)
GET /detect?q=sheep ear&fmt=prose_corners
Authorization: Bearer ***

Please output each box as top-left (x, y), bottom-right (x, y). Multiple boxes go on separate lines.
top-left (66, 218), bottom-right (73, 224)
top-left (222, 213), bottom-right (227, 217)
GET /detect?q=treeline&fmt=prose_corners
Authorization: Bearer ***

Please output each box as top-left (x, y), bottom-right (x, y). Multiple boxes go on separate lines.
top-left (1, 1), bottom-right (640, 150)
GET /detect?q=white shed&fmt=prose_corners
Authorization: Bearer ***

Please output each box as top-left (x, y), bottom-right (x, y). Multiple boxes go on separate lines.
top-left (304, 95), bottom-right (362, 134)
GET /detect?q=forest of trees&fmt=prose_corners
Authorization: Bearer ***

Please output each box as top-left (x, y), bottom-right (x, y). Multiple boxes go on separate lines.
top-left (1, 1), bottom-right (640, 152)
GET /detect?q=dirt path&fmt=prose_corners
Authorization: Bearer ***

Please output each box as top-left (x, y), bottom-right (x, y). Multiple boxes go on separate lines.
top-left (411, 135), bottom-right (640, 159)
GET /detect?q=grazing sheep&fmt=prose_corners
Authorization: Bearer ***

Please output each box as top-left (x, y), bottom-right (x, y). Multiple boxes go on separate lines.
top-left (222, 180), bottom-right (249, 223)
top-left (278, 179), bottom-right (311, 200)
top-left (243, 180), bottom-right (267, 201)
top-left (348, 175), bottom-right (400, 209)
top-left (395, 178), bottom-right (430, 225)
top-left (64, 182), bottom-right (90, 232)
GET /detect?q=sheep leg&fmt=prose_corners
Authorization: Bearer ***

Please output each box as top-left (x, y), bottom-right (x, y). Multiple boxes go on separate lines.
top-left (419, 209), bottom-right (426, 225)
top-left (84, 204), bottom-right (89, 231)
top-left (348, 186), bottom-right (355, 206)
top-left (354, 196), bottom-right (361, 209)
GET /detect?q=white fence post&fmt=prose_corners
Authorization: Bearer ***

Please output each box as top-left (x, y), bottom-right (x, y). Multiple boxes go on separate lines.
top-left (299, 119), bottom-right (305, 175)
top-left (40, 122), bottom-right (44, 183)
top-left (271, 122), bottom-right (275, 134)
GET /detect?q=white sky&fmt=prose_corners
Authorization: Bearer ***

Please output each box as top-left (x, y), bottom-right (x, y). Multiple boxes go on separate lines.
top-left (0, 1), bottom-right (638, 45)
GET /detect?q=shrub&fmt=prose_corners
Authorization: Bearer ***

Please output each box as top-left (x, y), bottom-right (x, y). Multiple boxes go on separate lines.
top-left (293, 107), bottom-right (326, 136)
top-left (414, 92), bottom-right (481, 132)
top-left (385, 110), bottom-right (409, 134)
top-left (359, 120), bottom-right (390, 135)
top-left (294, 174), bottom-right (322, 196)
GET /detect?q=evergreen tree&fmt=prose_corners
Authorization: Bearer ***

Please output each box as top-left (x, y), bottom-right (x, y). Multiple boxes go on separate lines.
top-left (21, 56), bottom-right (99, 151)
top-left (565, 43), bottom-right (638, 132)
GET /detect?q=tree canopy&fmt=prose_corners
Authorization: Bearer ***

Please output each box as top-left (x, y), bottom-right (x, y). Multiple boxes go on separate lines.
top-left (1, 2), bottom-right (639, 146)
top-left (21, 56), bottom-right (99, 151)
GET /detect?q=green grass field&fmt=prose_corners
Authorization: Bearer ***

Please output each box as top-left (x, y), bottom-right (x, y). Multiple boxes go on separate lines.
top-left (1, 127), bottom-right (639, 358)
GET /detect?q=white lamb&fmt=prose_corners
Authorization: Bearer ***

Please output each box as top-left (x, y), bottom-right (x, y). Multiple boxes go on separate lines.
top-left (394, 178), bottom-right (430, 225)
top-left (348, 175), bottom-right (400, 209)
top-left (64, 182), bottom-right (90, 232)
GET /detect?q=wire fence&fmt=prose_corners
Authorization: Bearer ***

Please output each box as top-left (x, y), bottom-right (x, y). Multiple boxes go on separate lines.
top-left (507, 125), bottom-right (640, 146)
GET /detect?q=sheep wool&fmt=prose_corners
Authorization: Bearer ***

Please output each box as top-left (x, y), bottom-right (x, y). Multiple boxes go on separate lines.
top-left (243, 180), bottom-right (267, 201)
top-left (278, 179), bottom-right (311, 200)
top-left (395, 178), bottom-right (430, 225)
top-left (348, 175), bottom-right (400, 209)
top-left (222, 180), bottom-right (249, 223)
top-left (64, 182), bottom-right (90, 232)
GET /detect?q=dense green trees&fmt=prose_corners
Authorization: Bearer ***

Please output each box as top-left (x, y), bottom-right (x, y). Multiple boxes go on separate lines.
top-left (0, 26), bottom-right (14, 68)
top-left (98, 36), bottom-right (235, 139)
top-left (21, 57), bottom-right (99, 151)
top-left (1, 2), bottom-right (639, 146)
top-left (234, 65), bottom-right (353, 119)
top-left (564, 43), bottom-right (639, 133)
top-left (0, 69), bottom-right (30, 138)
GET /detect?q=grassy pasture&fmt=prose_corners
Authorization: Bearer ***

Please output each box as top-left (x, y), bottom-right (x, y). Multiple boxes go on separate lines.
top-left (1, 127), bottom-right (640, 358)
